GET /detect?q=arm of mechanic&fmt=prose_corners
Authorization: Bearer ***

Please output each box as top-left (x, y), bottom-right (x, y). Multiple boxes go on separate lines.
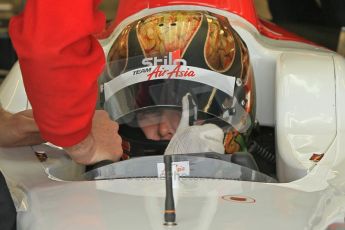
top-left (0, 106), bottom-right (44, 147)
top-left (0, 108), bottom-right (122, 164)
top-left (9, 0), bottom-right (123, 164)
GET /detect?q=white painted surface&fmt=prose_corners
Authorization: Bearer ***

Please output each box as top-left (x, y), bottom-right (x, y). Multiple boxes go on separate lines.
top-left (0, 62), bottom-right (28, 112)
top-left (275, 52), bottom-right (336, 182)
top-left (1, 144), bottom-right (345, 230)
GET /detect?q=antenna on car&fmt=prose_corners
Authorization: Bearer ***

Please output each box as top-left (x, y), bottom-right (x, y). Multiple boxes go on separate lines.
top-left (163, 155), bottom-right (177, 226)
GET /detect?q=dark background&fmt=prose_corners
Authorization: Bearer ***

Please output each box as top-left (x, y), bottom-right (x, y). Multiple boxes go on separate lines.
top-left (268, 0), bottom-right (345, 51)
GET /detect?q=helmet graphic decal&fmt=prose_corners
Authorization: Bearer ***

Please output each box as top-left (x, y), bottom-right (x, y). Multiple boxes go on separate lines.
top-left (101, 10), bottom-right (256, 156)
top-left (204, 13), bottom-right (235, 72)
top-left (136, 11), bottom-right (203, 58)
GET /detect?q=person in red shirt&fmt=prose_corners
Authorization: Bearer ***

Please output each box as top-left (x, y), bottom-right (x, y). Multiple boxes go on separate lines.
top-left (8, 0), bottom-right (123, 164)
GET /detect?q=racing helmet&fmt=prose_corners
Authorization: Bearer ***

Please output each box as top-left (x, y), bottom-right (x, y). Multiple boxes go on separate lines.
top-left (100, 10), bottom-right (256, 157)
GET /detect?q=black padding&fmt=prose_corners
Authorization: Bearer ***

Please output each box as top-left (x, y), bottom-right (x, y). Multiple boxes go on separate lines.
top-left (0, 171), bottom-right (16, 230)
top-left (85, 160), bottom-right (114, 172)
top-left (230, 152), bottom-right (259, 171)
top-left (186, 152), bottom-right (259, 171)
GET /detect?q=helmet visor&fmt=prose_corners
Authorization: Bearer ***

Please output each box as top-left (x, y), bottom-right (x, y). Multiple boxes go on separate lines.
top-left (100, 58), bottom-right (252, 134)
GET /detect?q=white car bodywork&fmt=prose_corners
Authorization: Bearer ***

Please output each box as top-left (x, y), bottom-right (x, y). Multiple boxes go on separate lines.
top-left (1, 5), bottom-right (345, 230)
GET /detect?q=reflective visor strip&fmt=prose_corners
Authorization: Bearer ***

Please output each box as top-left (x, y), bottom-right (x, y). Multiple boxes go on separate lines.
top-left (103, 65), bottom-right (236, 101)
top-left (102, 64), bottom-right (252, 133)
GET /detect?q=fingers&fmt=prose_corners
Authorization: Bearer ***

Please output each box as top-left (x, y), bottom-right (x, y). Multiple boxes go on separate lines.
top-left (199, 124), bottom-right (224, 141)
top-left (176, 93), bottom-right (192, 132)
top-left (164, 123), bottom-right (225, 155)
top-left (199, 124), bottom-right (225, 154)
top-left (65, 110), bottom-right (123, 165)
top-left (91, 110), bottom-right (123, 162)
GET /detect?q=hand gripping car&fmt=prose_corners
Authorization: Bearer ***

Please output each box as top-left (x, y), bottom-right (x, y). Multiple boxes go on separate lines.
top-left (1, 0), bottom-right (345, 229)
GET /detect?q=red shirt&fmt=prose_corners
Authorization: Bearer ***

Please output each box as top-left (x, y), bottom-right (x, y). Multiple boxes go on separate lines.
top-left (9, 0), bottom-right (106, 147)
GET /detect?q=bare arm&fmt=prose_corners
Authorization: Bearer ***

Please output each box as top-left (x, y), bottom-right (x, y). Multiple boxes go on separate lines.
top-left (0, 107), bottom-right (122, 164)
top-left (0, 107), bottom-right (44, 147)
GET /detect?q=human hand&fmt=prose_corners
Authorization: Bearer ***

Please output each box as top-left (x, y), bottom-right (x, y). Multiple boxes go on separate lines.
top-left (64, 110), bottom-right (123, 165)
top-left (0, 108), bottom-right (44, 147)
top-left (164, 94), bottom-right (225, 155)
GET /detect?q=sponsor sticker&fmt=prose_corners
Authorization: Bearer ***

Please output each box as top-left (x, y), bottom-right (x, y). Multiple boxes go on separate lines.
top-left (157, 161), bottom-right (190, 177)
top-left (35, 151), bottom-right (48, 162)
top-left (104, 65), bottom-right (236, 101)
top-left (309, 153), bottom-right (324, 162)
top-left (157, 161), bottom-right (190, 188)
top-left (221, 195), bottom-right (256, 203)
top-left (142, 51), bottom-right (186, 66)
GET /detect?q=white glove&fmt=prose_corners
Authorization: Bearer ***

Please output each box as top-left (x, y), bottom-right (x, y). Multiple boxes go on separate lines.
top-left (164, 94), bottom-right (225, 155)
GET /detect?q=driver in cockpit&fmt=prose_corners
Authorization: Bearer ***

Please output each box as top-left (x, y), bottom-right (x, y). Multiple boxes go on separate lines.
top-left (102, 10), bottom-right (255, 158)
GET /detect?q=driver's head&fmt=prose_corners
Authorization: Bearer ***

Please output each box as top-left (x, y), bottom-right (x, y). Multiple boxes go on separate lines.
top-left (100, 10), bottom-right (256, 157)
top-left (137, 109), bottom-right (181, 141)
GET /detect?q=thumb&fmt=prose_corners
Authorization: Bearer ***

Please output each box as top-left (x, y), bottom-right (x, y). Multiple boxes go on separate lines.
top-left (176, 93), bottom-right (194, 133)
